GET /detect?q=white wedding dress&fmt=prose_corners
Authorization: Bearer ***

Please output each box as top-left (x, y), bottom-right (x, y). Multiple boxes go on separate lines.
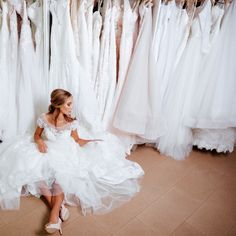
top-left (185, 1), bottom-right (236, 152)
top-left (0, 114), bottom-right (144, 214)
top-left (148, 0), bottom-right (185, 140)
top-left (0, 2), bottom-right (10, 140)
top-left (7, 6), bottom-right (19, 139)
top-left (76, 0), bottom-right (91, 81)
top-left (157, 0), bottom-right (212, 160)
top-left (92, 11), bottom-right (102, 88)
top-left (95, 0), bottom-right (117, 126)
top-left (28, 0), bottom-right (47, 116)
top-left (113, 2), bottom-right (152, 136)
top-left (17, 0), bottom-right (36, 134)
top-left (112, 0), bottom-right (138, 113)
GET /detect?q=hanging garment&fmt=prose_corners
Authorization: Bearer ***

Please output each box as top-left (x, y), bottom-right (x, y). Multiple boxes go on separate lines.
top-left (92, 10), bottom-right (102, 88)
top-left (112, 0), bottom-right (139, 113)
top-left (157, 0), bottom-right (212, 160)
top-left (0, 114), bottom-right (144, 214)
top-left (17, 0), bottom-right (36, 134)
top-left (185, 2), bottom-right (236, 152)
top-left (112, 1), bottom-right (152, 136)
top-left (85, 0), bottom-right (94, 79)
top-left (147, 0), bottom-right (176, 140)
top-left (108, 0), bottom-right (140, 152)
top-left (0, 1), bottom-right (10, 140)
top-left (113, 0), bottom-right (123, 77)
top-left (95, 0), bottom-right (117, 127)
top-left (71, 0), bottom-right (79, 54)
top-left (185, 1), bottom-right (236, 129)
top-left (74, 0), bottom-right (91, 81)
top-left (49, 0), bottom-right (101, 134)
top-left (28, 0), bottom-right (47, 116)
top-left (7, 6), bottom-right (19, 139)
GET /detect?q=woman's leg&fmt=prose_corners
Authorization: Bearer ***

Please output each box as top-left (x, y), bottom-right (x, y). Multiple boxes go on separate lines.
top-left (43, 195), bottom-right (53, 208)
top-left (48, 183), bottom-right (64, 223)
top-left (39, 181), bottom-right (53, 208)
top-left (49, 193), bottom-right (64, 223)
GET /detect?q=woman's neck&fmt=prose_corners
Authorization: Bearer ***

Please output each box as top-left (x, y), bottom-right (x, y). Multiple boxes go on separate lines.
top-left (51, 110), bottom-right (65, 122)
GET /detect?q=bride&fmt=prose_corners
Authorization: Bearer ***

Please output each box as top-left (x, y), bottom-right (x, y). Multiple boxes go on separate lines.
top-left (0, 89), bottom-right (144, 234)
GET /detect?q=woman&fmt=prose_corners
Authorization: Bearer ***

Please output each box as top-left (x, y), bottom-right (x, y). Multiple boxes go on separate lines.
top-left (0, 89), bottom-right (144, 234)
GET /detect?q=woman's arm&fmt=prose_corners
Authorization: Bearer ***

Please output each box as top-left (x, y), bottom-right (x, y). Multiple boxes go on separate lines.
top-left (34, 126), bottom-right (47, 153)
top-left (71, 129), bottom-right (102, 146)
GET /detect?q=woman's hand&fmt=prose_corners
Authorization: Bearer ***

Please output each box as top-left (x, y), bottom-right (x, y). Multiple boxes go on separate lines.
top-left (91, 139), bottom-right (103, 142)
top-left (37, 140), bottom-right (48, 153)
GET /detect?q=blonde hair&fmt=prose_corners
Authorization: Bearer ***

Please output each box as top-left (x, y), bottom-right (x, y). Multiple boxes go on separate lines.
top-left (48, 89), bottom-right (75, 124)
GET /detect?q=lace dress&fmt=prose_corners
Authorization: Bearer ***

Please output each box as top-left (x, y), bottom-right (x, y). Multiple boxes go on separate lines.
top-left (0, 114), bottom-right (144, 214)
top-left (0, 2), bottom-right (10, 140)
top-left (17, 0), bottom-right (36, 134)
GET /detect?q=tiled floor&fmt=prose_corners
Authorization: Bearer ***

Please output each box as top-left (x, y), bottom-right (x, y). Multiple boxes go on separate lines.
top-left (0, 146), bottom-right (235, 236)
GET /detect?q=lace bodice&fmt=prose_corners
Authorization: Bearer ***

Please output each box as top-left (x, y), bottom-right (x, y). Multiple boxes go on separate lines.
top-left (37, 114), bottom-right (78, 141)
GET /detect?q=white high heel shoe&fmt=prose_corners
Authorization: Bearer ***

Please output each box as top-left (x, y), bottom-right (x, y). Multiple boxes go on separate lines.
top-left (45, 218), bottom-right (62, 235)
top-left (60, 203), bottom-right (70, 221)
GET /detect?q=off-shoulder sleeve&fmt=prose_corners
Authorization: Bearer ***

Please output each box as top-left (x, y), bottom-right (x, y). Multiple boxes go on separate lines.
top-left (36, 114), bottom-right (45, 128)
top-left (71, 119), bottom-right (79, 131)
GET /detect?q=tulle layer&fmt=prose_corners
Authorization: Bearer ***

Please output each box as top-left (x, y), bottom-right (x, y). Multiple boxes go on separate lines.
top-left (0, 134), bottom-right (144, 214)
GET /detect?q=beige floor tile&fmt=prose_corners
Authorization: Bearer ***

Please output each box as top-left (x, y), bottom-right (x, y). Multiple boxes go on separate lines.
top-left (174, 167), bottom-right (224, 203)
top-left (93, 191), bottom-right (152, 234)
top-left (0, 204), bottom-right (50, 236)
top-left (171, 222), bottom-right (206, 236)
top-left (226, 225), bottom-right (236, 236)
top-left (115, 218), bottom-right (157, 236)
top-left (187, 190), bottom-right (236, 236)
top-left (141, 157), bottom-right (193, 195)
top-left (0, 218), bottom-right (5, 229)
top-left (217, 174), bottom-right (236, 197)
top-left (189, 149), bottom-right (235, 177)
top-left (63, 215), bottom-right (111, 236)
top-left (0, 196), bottom-right (43, 225)
top-left (128, 146), bottom-right (166, 173)
top-left (137, 188), bottom-right (201, 235)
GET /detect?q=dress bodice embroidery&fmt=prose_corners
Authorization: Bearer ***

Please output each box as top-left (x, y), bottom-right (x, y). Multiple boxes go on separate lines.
top-left (37, 114), bottom-right (78, 141)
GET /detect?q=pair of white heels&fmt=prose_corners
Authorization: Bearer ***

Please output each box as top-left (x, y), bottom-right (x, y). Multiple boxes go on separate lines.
top-left (45, 204), bottom-right (70, 235)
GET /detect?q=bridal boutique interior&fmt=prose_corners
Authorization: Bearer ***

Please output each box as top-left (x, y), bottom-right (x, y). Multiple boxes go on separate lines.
top-left (0, 0), bottom-right (236, 235)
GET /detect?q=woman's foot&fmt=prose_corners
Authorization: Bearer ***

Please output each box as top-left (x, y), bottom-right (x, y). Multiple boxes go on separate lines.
top-left (60, 203), bottom-right (70, 221)
top-left (45, 217), bottom-right (62, 235)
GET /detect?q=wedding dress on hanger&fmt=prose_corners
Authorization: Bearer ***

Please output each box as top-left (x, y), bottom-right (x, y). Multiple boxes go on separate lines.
top-left (95, 0), bottom-right (117, 127)
top-left (112, 0), bottom-right (139, 113)
top-left (85, 0), bottom-right (94, 80)
top-left (185, 1), bottom-right (236, 152)
top-left (28, 0), bottom-right (47, 117)
top-left (7, 5), bottom-right (19, 139)
top-left (147, 0), bottom-right (176, 140)
top-left (113, 1), bottom-right (152, 136)
top-left (0, 1), bottom-right (10, 140)
top-left (17, 0), bottom-right (36, 134)
top-left (92, 10), bottom-right (102, 88)
top-left (109, 0), bottom-right (139, 151)
top-left (76, 0), bottom-right (91, 81)
top-left (157, 0), bottom-right (212, 160)
top-left (71, 0), bottom-right (79, 57)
